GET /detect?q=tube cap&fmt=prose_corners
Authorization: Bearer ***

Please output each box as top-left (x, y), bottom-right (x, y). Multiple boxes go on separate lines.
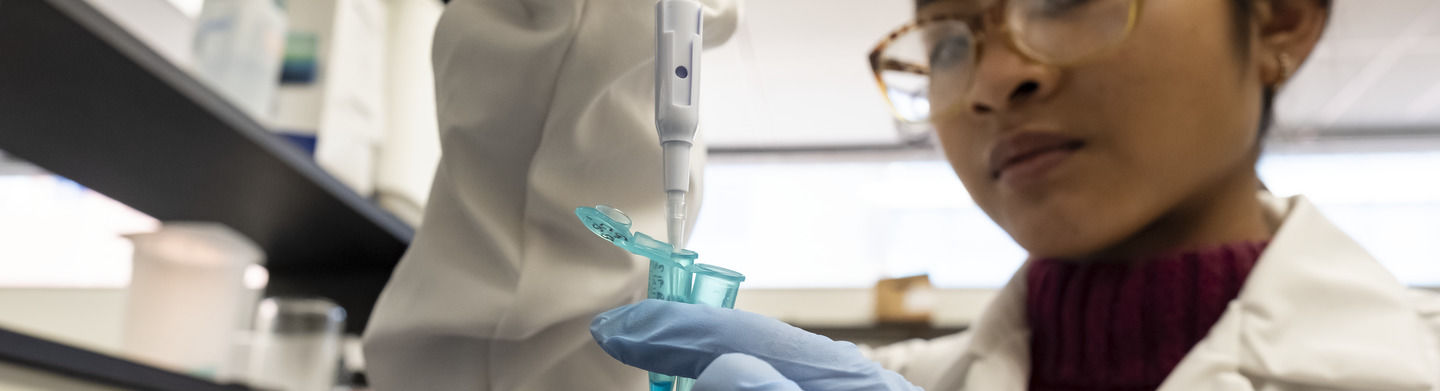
top-left (576, 205), bottom-right (693, 268)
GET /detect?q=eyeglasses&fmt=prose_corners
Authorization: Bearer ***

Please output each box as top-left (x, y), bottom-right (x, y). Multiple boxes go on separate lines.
top-left (868, 0), bottom-right (1144, 124)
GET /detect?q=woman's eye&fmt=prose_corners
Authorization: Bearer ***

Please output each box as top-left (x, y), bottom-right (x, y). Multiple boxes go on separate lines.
top-left (929, 36), bottom-right (973, 69)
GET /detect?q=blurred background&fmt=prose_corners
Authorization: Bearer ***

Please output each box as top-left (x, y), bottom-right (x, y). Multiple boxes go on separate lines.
top-left (0, 0), bottom-right (1438, 389)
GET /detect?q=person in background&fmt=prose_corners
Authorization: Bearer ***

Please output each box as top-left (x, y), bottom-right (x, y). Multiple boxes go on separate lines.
top-left (592, 0), bottom-right (1440, 390)
top-left (361, 0), bottom-right (736, 389)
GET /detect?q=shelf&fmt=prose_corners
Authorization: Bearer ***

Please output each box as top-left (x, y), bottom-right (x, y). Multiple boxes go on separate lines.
top-left (0, 0), bottom-right (413, 333)
top-left (0, 327), bottom-right (250, 391)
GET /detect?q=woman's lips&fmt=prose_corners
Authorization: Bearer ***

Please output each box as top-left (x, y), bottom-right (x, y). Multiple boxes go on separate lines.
top-left (988, 132), bottom-right (1085, 186)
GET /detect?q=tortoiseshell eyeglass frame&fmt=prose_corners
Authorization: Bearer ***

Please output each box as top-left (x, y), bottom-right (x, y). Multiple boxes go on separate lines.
top-left (867, 0), bottom-right (1144, 123)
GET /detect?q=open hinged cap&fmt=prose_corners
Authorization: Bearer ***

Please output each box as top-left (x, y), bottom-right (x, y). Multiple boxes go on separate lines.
top-left (576, 205), bottom-right (696, 268)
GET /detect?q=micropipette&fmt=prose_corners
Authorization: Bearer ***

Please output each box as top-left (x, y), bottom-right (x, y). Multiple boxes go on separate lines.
top-left (656, 0), bottom-right (703, 250)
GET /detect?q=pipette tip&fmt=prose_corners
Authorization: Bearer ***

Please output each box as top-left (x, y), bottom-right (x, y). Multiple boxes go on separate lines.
top-left (666, 191), bottom-right (687, 250)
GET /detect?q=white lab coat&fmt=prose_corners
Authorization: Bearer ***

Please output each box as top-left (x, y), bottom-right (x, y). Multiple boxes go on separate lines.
top-left (866, 193), bottom-right (1440, 390)
top-left (362, 0), bottom-right (738, 390)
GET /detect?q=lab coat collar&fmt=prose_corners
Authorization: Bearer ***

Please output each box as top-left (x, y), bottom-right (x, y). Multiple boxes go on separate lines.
top-left (1217, 194), bottom-right (1436, 389)
top-left (944, 256), bottom-right (1031, 389)
top-left (956, 194), bottom-right (1437, 390)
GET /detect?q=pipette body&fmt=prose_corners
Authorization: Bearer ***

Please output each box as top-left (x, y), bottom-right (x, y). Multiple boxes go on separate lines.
top-left (656, 0), bottom-right (702, 249)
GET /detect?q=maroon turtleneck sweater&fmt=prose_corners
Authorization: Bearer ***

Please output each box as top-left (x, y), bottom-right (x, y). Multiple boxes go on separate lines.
top-left (1025, 241), bottom-right (1268, 391)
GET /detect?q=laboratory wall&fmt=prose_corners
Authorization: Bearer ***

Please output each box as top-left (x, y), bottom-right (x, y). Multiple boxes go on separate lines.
top-left (694, 143), bottom-right (1440, 291)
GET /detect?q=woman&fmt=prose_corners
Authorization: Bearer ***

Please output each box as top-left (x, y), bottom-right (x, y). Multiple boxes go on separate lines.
top-left (591, 0), bottom-right (1440, 390)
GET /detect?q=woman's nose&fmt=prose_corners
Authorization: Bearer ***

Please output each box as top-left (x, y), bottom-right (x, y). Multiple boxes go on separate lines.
top-left (966, 43), bottom-right (1061, 115)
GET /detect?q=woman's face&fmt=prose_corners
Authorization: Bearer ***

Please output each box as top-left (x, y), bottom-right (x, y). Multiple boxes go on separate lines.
top-left (925, 0), bottom-right (1268, 258)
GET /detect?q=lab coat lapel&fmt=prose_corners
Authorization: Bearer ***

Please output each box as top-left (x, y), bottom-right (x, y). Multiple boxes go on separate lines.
top-left (1162, 195), bottom-right (1438, 390)
top-left (945, 262), bottom-right (1032, 390)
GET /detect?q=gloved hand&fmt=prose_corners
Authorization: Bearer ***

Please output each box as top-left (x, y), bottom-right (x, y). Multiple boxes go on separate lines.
top-left (590, 299), bottom-right (923, 391)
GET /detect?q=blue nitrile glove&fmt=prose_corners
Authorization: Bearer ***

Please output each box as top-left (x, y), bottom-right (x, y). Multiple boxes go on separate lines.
top-left (590, 299), bottom-right (923, 391)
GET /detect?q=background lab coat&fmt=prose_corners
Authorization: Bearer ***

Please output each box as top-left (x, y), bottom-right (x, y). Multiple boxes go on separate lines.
top-left (862, 194), bottom-right (1440, 390)
top-left (363, 0), bottom-right (739, 389)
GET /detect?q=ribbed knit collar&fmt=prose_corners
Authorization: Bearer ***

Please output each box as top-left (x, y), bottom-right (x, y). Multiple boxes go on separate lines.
top-left (1026, 241), bottom-right (1269, 391)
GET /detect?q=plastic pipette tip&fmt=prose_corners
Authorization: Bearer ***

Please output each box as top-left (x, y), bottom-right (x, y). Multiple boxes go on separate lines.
top-left (666, 191), bottom-right (687, 249)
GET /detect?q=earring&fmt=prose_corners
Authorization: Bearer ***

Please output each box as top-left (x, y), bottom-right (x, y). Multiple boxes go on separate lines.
top-left (1274, 52), bottom-right (1296, 86)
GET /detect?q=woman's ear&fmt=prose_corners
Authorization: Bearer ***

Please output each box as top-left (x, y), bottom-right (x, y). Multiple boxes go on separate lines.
top-left (1255, 0), bottom-right (1331, 85)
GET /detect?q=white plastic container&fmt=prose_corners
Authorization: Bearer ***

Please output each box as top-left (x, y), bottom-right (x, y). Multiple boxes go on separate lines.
top-left (192, 0), bottom-right (288, 122)
top-left (271, 0), bottom-right (388, 196)
top-left (374, 0), bottom-right (443, 225)
top-left (84, 0), bottom-right (197, 69)
top-left (122, 222), bottom-right (264, 377)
